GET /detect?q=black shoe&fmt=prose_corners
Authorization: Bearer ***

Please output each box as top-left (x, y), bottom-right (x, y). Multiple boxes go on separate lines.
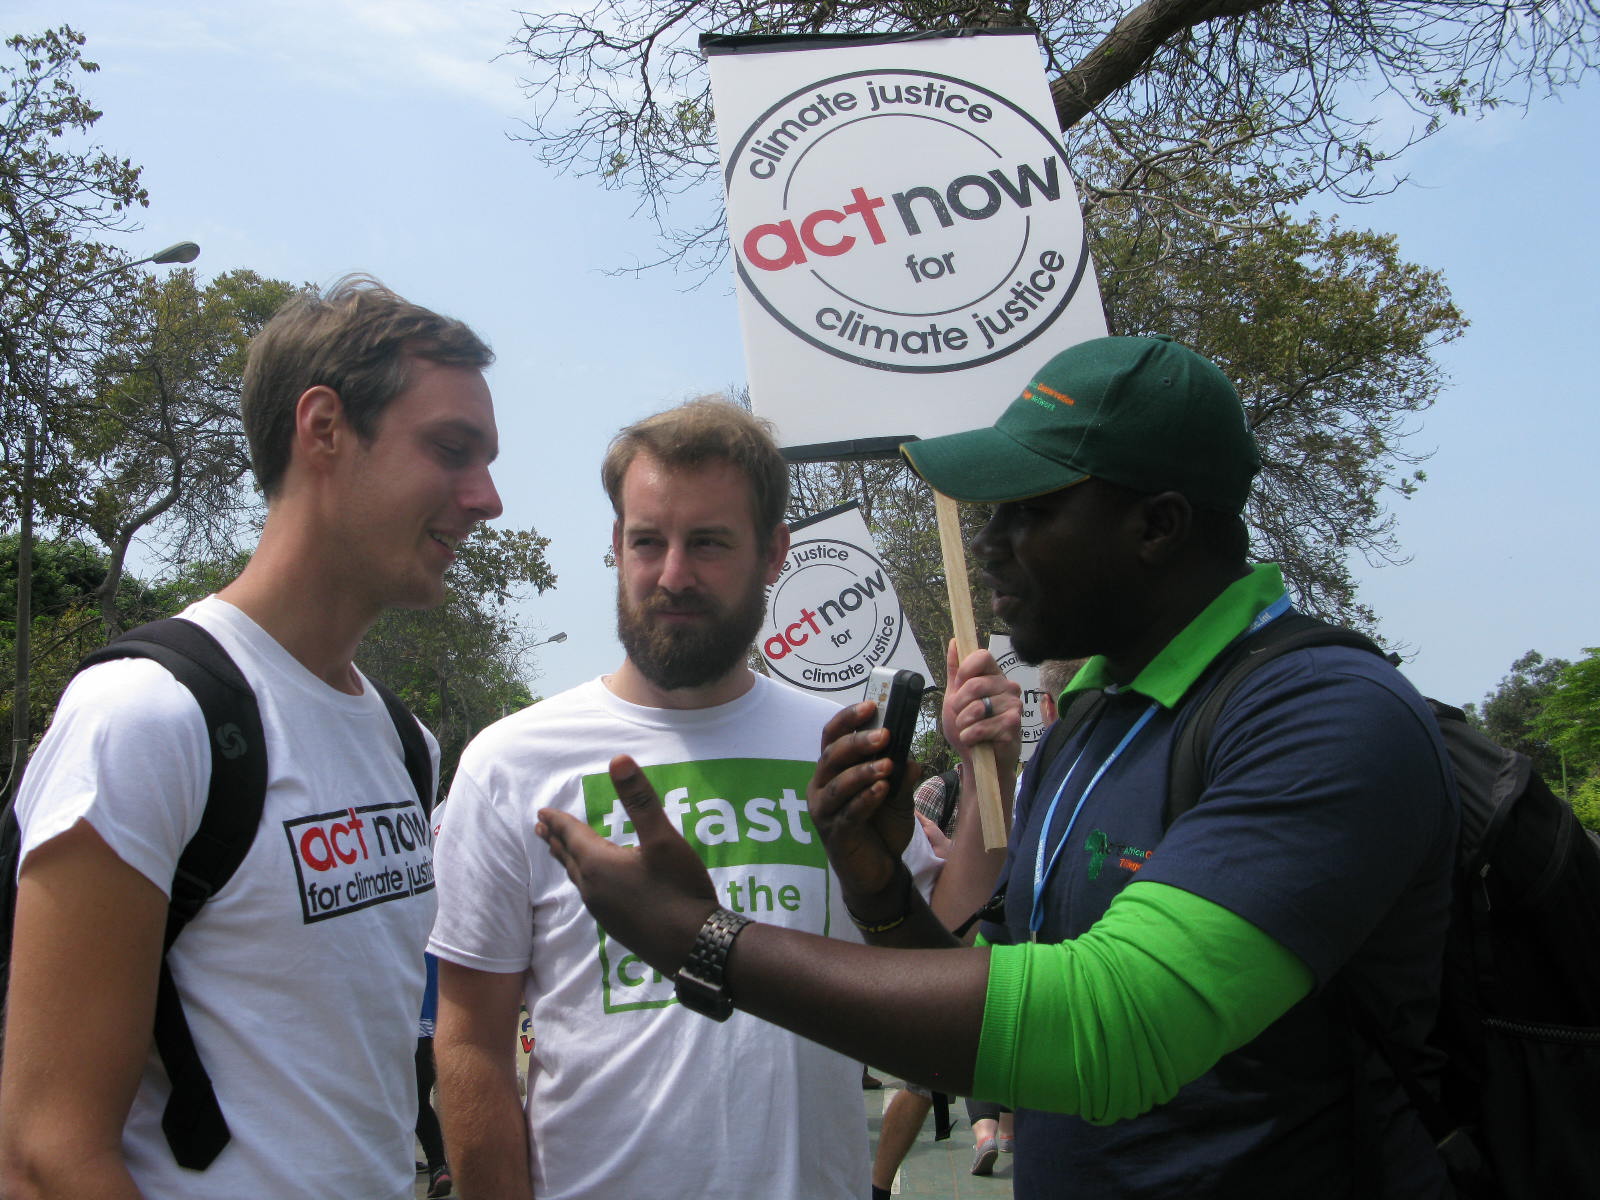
top-left (427, 1164), bottom-right (453, 1198)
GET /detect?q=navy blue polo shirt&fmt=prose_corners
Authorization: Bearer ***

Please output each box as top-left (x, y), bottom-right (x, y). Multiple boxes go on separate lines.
top-left (990, 565), bottom-right (1457, 1199)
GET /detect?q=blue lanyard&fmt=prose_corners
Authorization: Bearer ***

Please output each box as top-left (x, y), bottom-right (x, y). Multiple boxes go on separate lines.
top-left (1028, 700), bottom-right (1158, 934)
top-left (1241, 592), bottom-right (1292, 639)
top-left (1026, 591), bottom-right (1292, 937)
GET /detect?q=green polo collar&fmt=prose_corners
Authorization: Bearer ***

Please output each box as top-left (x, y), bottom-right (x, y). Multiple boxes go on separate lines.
top-left (1062, 563), bottom-right (1289, 708)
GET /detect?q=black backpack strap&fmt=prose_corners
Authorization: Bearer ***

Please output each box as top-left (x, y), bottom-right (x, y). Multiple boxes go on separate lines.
top-left (1048, 690), bottom-right (1105, 773)
top-left (1164, 611), bottom-right (1384, 828)
top-left (65, 625), bottom-right (434, 1171)
top-left (0, 801), bottom-right (23, 1008)
top-left (366, 676), bottom-right (433, 813)
top-left (76, 617), bottom-right (267, 1170)
top-left (80, 620), bottom-right (268, 945)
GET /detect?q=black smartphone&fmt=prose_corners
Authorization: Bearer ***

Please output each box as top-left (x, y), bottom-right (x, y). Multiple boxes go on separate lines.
top-left (862, 667), bottom-right (925, 795)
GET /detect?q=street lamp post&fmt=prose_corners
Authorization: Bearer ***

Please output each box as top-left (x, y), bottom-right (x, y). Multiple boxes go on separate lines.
top-left (5, 241), bottom-right (201, 806)
top-left (501, 634), bottom-right (568, 720)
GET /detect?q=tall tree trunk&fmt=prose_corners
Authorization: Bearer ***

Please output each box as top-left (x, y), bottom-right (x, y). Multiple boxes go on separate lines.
top-left (7, 427), bottom-right (36, 809)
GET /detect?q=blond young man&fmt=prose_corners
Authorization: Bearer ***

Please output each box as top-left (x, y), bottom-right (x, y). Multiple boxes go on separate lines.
top-left (431, 399), bottom-right (1014, 1200)
top-left (0, 279), bottom-right (502, 1200)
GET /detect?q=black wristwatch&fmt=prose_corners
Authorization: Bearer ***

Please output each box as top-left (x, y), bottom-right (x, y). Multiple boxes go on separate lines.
top-left (674, 907), bottom-right (752, 1022)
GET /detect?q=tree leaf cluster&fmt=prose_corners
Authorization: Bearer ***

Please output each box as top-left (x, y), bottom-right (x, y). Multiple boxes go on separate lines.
top-left (1464, 649), bottom-right (1571, 784)
top-left (358, 526), bottom-right (559, 787)
top-left (1466, 646), bottom-right (1600, 830)
top-left (1530, 648), bottom-right (1600, 799)
top-left (1094, 178), bottom-right (1466, 626)
top-left (0, 533), bottom-right (182, 788)
top-left (51, 268), bottom-right (299, 634)
top-left (1, 26), bottom-right (149, 459)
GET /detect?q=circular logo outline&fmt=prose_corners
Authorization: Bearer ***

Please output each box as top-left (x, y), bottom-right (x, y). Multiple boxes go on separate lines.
top-left (727, 67), bottom-right (1093, 375)
top-left (763, 535), bottom-right (907, 692)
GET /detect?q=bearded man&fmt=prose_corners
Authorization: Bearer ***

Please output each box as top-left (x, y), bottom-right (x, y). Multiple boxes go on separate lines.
top-left (428, 398), bottom-right (1017, 1200)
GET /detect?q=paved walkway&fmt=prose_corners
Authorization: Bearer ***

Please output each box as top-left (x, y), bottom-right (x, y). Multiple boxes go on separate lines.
top-left (866, 1083), bottom-right (1016, 1199)
top-left (414, 1081), bottom-right (1017, 1198)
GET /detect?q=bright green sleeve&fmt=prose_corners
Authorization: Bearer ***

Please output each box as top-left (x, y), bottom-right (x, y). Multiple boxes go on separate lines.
top-left (971, 881), bottom-right (1313, 1123)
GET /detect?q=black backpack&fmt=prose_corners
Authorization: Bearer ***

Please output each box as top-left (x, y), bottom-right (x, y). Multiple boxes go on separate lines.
top-left (1024, 611), bottom-right (1600, 1198)
top-left (1, 617), bottom-right (433, 1170)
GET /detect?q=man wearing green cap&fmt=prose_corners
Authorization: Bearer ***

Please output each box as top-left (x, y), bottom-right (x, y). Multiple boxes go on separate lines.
top-left (533, 335), bottom-right (1459, 1199)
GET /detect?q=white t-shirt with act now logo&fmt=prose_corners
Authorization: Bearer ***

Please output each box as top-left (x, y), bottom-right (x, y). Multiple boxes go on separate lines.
top-left (430, 673), bottom-right (941, 1200)
top-left (16, 596), bottom-right (438, 1200)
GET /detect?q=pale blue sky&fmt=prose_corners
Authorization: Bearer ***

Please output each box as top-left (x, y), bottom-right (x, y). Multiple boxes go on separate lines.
top-left (13, 1), bottom-right (1597, 710)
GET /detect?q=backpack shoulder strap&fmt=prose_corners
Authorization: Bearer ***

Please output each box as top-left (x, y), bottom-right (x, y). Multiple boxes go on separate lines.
top-left (1030, 690), bottom-right (1104, 797)
top-left (77, 618), bottom-right (268, 942)
top-left (74, 616), bottom-right (267, 1170)
top-left (1165, 612), bottom-right (1385, 828)
top-left (366, 675), bottom-right (433, 813)
top-left (1421, 697), bottom-right (1528, 872)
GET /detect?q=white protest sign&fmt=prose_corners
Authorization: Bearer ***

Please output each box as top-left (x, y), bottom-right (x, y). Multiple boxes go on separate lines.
top-left (705, 29), bottom-right (1106, 456)
top-left (760, 503), bottom-right (932, 701)
top-left (987, 633), bottom-right (1048, 764)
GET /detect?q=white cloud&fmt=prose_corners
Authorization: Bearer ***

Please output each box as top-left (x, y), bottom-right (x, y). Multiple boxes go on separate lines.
top-left (17, 0), bottom-right (530, 113)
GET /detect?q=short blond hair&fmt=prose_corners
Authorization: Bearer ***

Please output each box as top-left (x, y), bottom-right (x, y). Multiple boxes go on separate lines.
top-left (1038, 658), bottom-right (1085, 698)
top-left (601, 397), bottom-right (789, 540)
top-left (242, 275), bottom-right (492, 497)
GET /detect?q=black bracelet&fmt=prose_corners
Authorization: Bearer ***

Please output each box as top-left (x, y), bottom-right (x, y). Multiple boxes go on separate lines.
top-left (846, 862), bottom-right (914, 934)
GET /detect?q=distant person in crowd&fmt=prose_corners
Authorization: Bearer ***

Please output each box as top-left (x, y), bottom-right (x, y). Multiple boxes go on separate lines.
top-left (429, 398), bottom-right (1016, 1200)
top-left (875, 740), bottom-right (1024, 1194)
top-left (533, 335), bottom-right (1460, 1199)
top-left (871, 763), bottom-right (963, 1198)
top-left (1034, 657), bottom-right (1084, 728)
top-left (1, 278), bottom-right (501, 1198)
top-left (961, 658), bottom-right (1082, 1179)
top-left (416, 953), bottom-right (452, 1198)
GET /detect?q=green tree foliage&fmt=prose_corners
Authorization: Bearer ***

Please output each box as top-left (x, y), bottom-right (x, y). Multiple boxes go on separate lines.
top-left (0, 534), bottom-right (177, 785)
top-left (358, 527), bottom-right (559, 786)
top-left (1569, 772), bottom-right (1600, 833)
top-left (2, 526), bottom-right (561, 794)
top-left (1530, 648), bottom-right (1600, 796)
top-left (3, 26), bottom-right (156, 792)
top-left (53, 268), bottom-right (298, 634)
top-left (1095, 187), bottom-right (1466, 625)
top-left (1465, 650), bottom-right (1571, 786)
top-left (0, 26), bottom-right (148, 469)
top-left (502, 0), bottom-right (1597, 272)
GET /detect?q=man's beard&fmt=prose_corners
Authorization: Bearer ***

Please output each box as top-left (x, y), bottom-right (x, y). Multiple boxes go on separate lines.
top-left (616, 576), bottom-right (767, 692)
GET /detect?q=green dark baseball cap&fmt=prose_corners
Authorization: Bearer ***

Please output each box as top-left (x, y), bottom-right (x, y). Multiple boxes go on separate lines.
top-left (902, 335), bottom-right (1260, 513)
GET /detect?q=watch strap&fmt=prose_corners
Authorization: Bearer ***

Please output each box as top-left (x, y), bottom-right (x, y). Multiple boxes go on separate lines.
top-left (674, 907), bottom-right (752, 1021)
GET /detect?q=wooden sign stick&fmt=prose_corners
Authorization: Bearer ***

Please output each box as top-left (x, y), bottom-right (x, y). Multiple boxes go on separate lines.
top-left (934, 490), bottom-right (1008, 850)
